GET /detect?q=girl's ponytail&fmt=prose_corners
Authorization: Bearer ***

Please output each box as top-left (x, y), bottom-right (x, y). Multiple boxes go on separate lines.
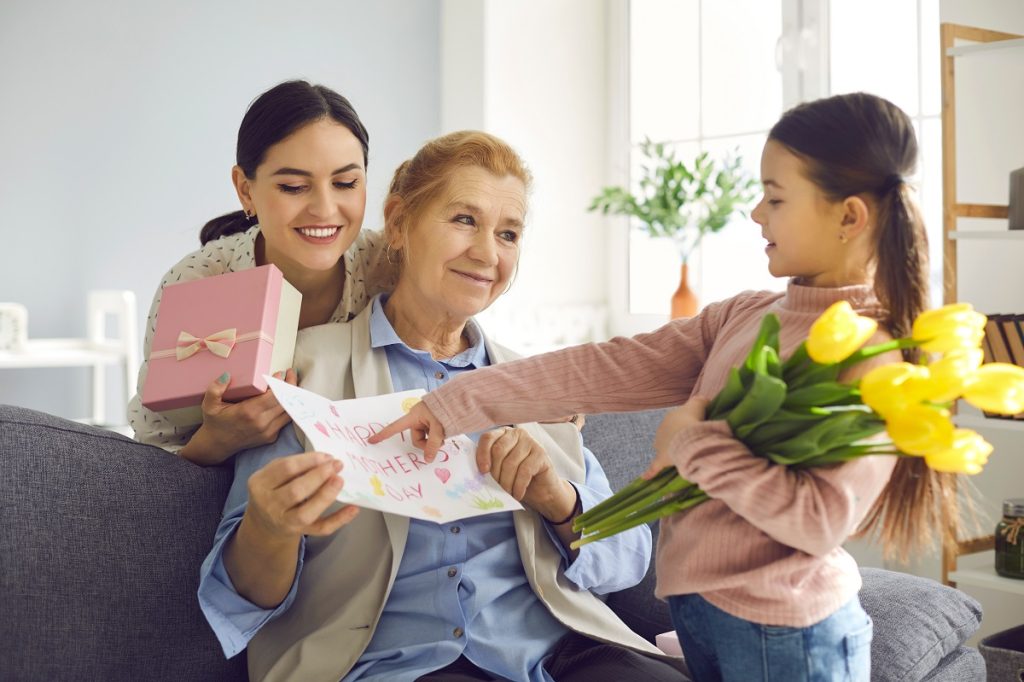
top-left (858, 181), bottom-right (963, 562)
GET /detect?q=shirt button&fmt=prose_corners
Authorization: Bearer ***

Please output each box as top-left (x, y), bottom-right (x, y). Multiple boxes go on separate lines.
top-left (435, 371), bottom-right (445, 380)
top-left (450, 526), bottom-right (461, 534)
top-left (453, 627), bottom-right (464, 638)
top-left (448, 567), bottom-right (458, 578)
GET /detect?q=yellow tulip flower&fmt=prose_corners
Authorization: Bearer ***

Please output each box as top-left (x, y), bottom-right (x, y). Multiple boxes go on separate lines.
top-left (923, 429), bottom-right (993, 475)
top-left (860, 363), bottom-right (932, 417)
top-left (911, 303), bottom-right (986, 353)
top-left (807, 301), bottom-right (879, 364)
top-left (885, 404), bottom-right (955, 455)
top-left (926, 348), bottom-right (984, 403)
top-left (962, 363), bottom-right (1024, 415)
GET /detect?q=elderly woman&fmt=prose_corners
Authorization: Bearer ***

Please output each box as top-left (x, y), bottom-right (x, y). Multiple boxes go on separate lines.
top-left (198, 132), bottom-right (689, 682)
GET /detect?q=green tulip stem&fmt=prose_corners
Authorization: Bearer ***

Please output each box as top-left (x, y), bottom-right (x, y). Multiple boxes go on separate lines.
top-left (573, 471), bottom-right (695, 532)
top-left (572, 467), bottom-right (681, 529)
top-left (571, 490), bottom-right (711, 550)
top-left (839, 338), bottom-right (919, 370)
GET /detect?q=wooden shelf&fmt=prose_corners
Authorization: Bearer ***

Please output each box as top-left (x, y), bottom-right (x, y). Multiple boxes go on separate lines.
top-left (949, 230), bottom-right (1024, 241)
top-left (947, 36), bottom-right (1024, 57)
top-left (949, 554), bottom-right (1024, 597)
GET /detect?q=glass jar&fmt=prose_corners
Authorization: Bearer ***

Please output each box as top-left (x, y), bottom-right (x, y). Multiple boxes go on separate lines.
top-left (995, 498), bottom-right (1024, 580)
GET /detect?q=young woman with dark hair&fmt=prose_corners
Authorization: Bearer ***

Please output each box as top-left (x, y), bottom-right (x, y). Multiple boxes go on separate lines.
top-left (129, 80), bottom-right (395, 464)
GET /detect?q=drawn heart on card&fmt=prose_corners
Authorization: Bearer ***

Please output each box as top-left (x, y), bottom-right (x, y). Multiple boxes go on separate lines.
top-left (314, 421), bottom-right (329, 438)
top-left (435, 468), bottom-right (452, 484)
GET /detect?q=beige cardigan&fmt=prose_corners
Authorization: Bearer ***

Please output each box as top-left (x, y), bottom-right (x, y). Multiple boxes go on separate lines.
top-left (246, 304), bottom-right (662, 682)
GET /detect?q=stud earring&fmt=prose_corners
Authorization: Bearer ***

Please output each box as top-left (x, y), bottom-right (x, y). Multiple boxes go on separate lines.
top-left (243, 209), bottom-right (256, 222)
top-left (839, 232), bottom-right (848, 244)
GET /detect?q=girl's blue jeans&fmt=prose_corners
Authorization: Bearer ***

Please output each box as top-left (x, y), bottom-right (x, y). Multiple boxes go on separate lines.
top-left (667, 593), bottom-right (872, 682)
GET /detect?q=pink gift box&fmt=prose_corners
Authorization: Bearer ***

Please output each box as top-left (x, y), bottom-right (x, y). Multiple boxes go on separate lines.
top-left (142, 264), bottom-right (301, 425)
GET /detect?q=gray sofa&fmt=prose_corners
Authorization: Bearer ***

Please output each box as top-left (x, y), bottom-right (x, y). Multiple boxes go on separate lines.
top-left (0, 404), bottom-right (985, 681)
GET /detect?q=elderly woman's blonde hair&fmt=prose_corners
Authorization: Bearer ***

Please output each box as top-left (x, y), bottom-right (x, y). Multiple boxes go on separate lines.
top-left (383, 130), bottom-right (532, 259)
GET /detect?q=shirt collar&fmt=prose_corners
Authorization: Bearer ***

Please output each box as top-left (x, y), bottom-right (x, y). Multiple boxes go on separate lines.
top-left (368, 294), bottom-right (488, 368)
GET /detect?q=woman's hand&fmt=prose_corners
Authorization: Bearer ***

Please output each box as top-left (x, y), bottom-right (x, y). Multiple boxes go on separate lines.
top-left (476, 427), bottom-right (576, 523)
top-left (642, 397), bottom-right (709, 479)
top-left (243, 451), bottom-right (360, 542)
top-left (369, 401), bottom-right (448, 462)
top-left (225, 451), bottom-right (359, 608)
top-left (180, 368), bottom-right (298, 466)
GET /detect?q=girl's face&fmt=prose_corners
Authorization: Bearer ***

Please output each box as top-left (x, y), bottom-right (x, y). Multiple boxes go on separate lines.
top-left (234, 118), bottom-right (367, 274)
top-left (390, 166), bottom-right (526, 322)
top-left (751, 140), bottom-right (862, 287)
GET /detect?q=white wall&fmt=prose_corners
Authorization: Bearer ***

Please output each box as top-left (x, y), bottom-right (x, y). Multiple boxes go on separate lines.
top-left (936, 0), bottom-right (1024, 645)
top-left (440, 0), bottom-right (611, 351)
top-left (0, 0), bottom-right (441, 421)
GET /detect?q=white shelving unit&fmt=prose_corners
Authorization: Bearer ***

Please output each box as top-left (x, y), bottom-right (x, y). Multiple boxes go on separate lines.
top-left (0, 291), bottom-right (138, 428)
top-left (939, 23), bottom-right (1024, 597)
top-left (949, 553), bottom-right (1024, 597)
top-left (949, 230), bottom-right (1024, 241)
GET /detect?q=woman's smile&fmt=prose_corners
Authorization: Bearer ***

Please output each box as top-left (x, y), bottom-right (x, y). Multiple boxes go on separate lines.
top-left (451, 268), bottom-right (494, 286)
top-left (294, 224), bottom-right (342, 244)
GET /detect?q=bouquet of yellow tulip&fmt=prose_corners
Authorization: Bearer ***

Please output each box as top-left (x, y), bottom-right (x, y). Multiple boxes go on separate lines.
top-left (571, 302), bottom-right (1024, 549)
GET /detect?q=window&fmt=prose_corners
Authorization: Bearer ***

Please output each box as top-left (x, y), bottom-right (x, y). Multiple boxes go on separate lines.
top-left (624, 0), bottom-right (943, 318)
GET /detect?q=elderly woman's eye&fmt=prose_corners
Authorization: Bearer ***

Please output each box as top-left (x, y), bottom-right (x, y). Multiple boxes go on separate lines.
top-left (499, 230), bottom-right (520, 243)
top-left (454, 214), bottom-right (475, 226)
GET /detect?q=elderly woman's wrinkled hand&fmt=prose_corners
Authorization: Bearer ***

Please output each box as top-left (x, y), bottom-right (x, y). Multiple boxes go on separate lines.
top-left (244, 451), bottom-right (360, 541)
top-left (476, 427), bottom-right (576, 523)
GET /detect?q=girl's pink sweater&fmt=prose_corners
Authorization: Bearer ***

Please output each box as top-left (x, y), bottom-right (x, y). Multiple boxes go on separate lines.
top-left (424, 281), bottom-right (898, 627)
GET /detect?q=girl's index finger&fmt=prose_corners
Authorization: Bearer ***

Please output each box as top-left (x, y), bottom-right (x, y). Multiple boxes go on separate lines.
top-left (367, 414), bottom-right (416, 444)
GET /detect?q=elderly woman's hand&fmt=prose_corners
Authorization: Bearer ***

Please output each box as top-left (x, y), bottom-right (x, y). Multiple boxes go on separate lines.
top-left (243, 451), bottom-right (360, 541)
top-left (225, 451), bottom-right (360, 608)
top-left (476, 427), bottom-right (577, 523)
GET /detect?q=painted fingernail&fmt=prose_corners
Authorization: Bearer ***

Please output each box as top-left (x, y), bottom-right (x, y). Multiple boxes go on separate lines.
top-left (333, 460), bottom-right (343, 471)
top-left (274, 371), bottom-right (285, 379)
top-left (218, 372), bottom-right (230, 384)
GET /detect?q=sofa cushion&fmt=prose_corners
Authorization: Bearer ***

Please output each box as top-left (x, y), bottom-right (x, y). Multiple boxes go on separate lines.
top-left (858, 567), bottom-right (982, 682)
top-left (920, 645), bottom-right (986, 681)
top-left (0, 405), bottom-right (246, 681)
top-left (581, 409), bottom-right (671, 641)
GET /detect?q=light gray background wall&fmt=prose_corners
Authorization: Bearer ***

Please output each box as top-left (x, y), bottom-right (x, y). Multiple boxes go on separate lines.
top-left (0, 0), bottom-right (441, 421)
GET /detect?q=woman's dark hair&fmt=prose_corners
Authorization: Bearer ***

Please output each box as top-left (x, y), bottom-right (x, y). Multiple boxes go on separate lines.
top-left (770, 92), bottom-right (958, 562)
top-left (200, 80), bottom-right (370, 245)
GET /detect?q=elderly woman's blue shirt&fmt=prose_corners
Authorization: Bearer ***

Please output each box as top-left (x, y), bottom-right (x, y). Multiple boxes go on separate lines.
top-left (197, 294), bottom-right (652, 682)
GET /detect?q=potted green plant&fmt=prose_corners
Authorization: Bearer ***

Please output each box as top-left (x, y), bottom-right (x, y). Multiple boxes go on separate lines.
top-left (589, 138), bottom-right (758, 317)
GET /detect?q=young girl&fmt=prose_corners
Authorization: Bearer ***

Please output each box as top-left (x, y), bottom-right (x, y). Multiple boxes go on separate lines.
top-left (373, 93), bottom-right (960, 681)
top-left (128, 80), bottom-right (395, 465)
